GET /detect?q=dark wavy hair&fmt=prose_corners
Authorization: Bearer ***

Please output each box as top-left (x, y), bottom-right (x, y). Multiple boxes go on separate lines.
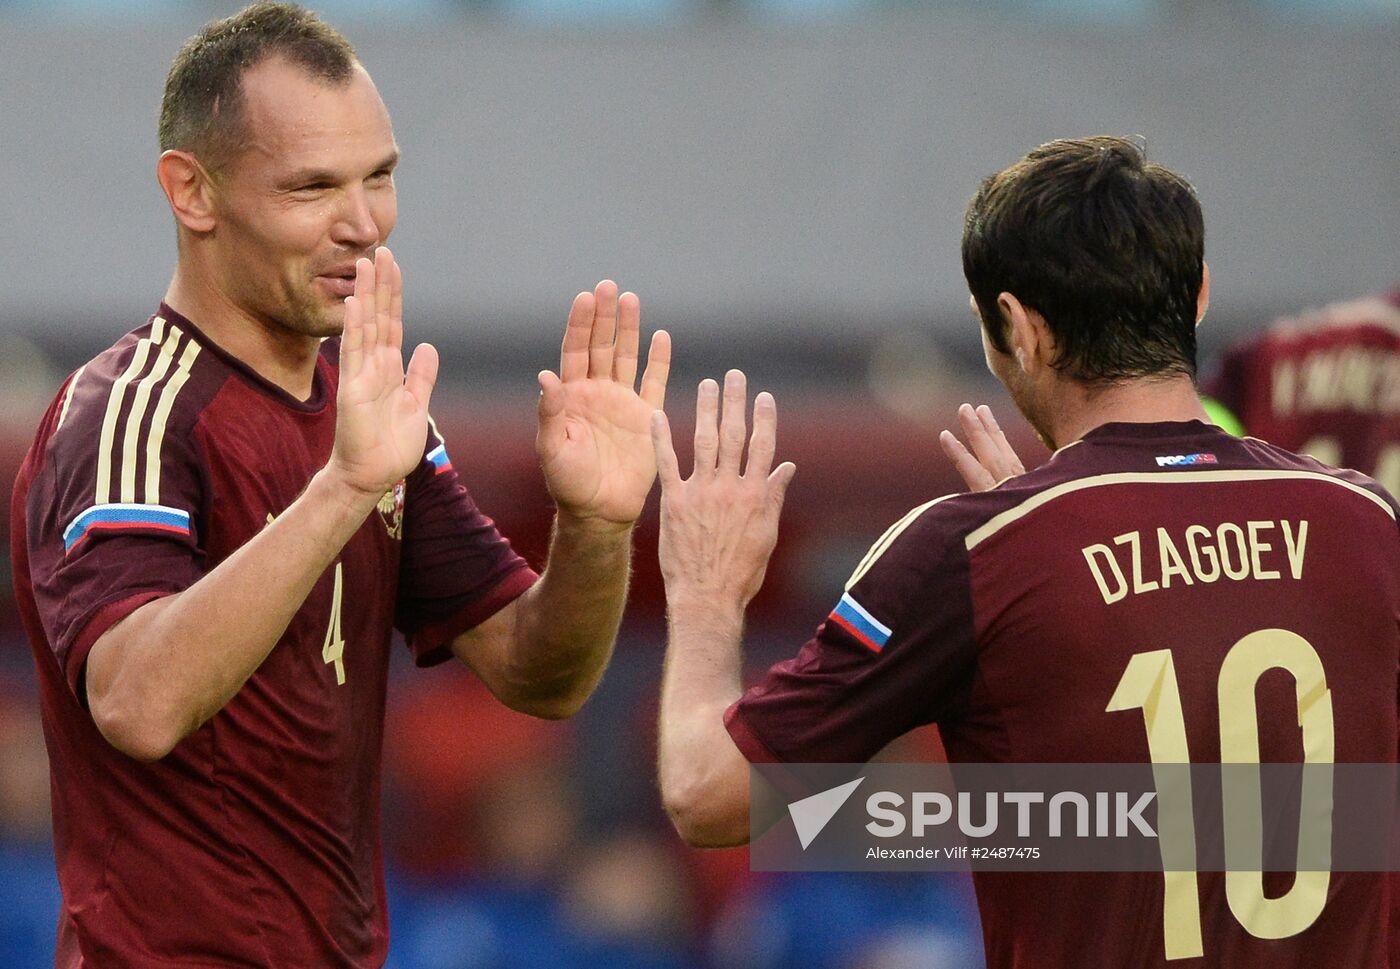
top-left (962, 136), bottom-right (1205, 385)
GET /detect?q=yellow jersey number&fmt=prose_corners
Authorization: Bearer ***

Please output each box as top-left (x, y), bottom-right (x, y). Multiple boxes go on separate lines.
top-left (1107, 630), bottom-right (1334, 960)
top-left (322, 562), bottom-right (347, 686)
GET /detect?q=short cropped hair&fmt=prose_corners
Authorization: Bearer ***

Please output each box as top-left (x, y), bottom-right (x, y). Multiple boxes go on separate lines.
top-left (158, 2), bottom-right (358, 172)
top-left (961, 136), bottom-right (1205, 385)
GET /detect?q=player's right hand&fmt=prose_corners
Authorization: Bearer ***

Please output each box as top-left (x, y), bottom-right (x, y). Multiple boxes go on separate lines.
top-left (651, 370), bottom-right (796, 611)
top-left (939, 403), bottom-right (1025, 492)
top-left (329, 246), bottom-right (440, 498)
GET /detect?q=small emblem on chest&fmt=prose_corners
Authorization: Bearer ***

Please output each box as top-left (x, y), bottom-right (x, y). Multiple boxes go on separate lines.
top-left (378, 480), bottom-right (406, 539)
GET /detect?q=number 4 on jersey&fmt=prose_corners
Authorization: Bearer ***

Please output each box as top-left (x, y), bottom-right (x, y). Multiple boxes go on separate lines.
top-left (322, 562), bottom-right (347, 685)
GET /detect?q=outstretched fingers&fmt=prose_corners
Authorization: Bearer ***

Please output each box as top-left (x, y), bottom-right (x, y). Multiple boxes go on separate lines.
top-left (955, 403), bottom-right (1024, 482)
top-left (613, 291), bottom-right (641, 387)
top-left (388, 257), bottom-right (404, 353)
top-left (745, 391), bottom-right (777, 480)
top-left (341, 294), bottom-right (364, 379)
top-left (650, 410), bottom-right (682, 489)
top-left (957, 403), bottom-right (997, 468)
top-left (693, 378), bottom-right (720, 476)
top-left (355, 256), bottom-right (378, 354)
top-left (404, 343), bottom-right (439, 411)
top-left (536, 369), bottom-right (568, 452)
top-left (767, 460), bottom-right (797, 515)
top-left (975, 404), bottom-right (1024, 476)
top-left (559, 290), bottom-right (595, 382)
top-left (717, 370), bottom-right (748, 475)
top-left (939, 402), bottom-right (1025, 492)
top-left (639, 329), bottom-right (671, 409)
top-left (374, 247), bottom-right (395, 355)
top-left (587, 279), bottom-right (619, 379)
top-left (939, 429), bottom-right (996, 492)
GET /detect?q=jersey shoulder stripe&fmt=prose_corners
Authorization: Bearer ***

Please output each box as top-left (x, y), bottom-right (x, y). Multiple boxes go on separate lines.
top-left (72, 317), bottom-right (203, 507)
top-left (844, 494), bottom-right (956, 591)
top-left (52, 318), bottom-right (209, 552)
top-left (55, 364), bottom-right (88, 431)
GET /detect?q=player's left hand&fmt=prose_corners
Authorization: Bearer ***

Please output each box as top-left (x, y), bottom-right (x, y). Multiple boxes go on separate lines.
top-left (651, 370), bottom-right (797, 609)
top-left (939, 403), bottom-right (1025, 492)
top-left (536, 281), bottom-right (671, 527)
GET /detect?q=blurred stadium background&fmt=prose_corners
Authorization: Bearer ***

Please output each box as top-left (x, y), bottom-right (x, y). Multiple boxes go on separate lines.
top-left (0, 0), bottom-right (1396, 966)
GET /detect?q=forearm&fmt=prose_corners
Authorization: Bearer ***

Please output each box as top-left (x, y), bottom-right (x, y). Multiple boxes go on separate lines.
top-left (658, 596), bottom-right (752, 847)
top-left (87, 469), bottom-right (378, 760)
top-left (505, 510), bottom-right (634, 713)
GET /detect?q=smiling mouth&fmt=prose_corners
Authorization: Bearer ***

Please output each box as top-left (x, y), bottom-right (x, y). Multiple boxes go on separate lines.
top-left (318, 273), bottom-right (357, 298)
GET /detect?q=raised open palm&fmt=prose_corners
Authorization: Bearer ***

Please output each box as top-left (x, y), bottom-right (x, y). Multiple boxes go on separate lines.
top-left (332, 247), bottom-right (439, 497)
top-left (536, 280), bottom-right (671, 525)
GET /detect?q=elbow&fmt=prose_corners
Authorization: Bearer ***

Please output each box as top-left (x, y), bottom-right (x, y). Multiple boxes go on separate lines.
top-left (495, 664), bottom-right (598, 720)
top-left (82, 604), bottom-right (192, 763)
top-left (87, 684), bottom-right (182, 763)
top-left (508, 689), bottom-right (589, 721)
top-left (662, 776), bottom-right (750, 849)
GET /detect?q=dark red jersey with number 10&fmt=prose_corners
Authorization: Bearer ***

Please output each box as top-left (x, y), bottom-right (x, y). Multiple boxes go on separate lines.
top-left (11, 306), bottom-right (536, 968)
top-left (727, 420), bottom-right (1400, 969)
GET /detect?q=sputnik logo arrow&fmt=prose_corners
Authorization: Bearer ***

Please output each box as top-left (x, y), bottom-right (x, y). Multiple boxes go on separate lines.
top-left (788, 777), bottom-right (865, 850)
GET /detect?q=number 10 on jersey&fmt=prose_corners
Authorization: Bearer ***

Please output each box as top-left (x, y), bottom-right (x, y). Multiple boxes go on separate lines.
top-left (1108, 629), bottom-right (1334, 961)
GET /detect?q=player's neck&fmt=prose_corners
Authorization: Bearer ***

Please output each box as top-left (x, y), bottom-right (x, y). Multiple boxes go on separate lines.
top-left (1047, 374), bottom-right (1211, 449)
top-left (164, 271), bottom-right (322, 401)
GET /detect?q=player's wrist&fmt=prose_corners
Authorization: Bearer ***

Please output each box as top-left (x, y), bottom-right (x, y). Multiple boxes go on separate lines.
top-left (309, 466), bottom-right (386, 519)
top-left (667, 589), bottom-right (747, 629)
top-left (553, 506), bottom-right (636, 542)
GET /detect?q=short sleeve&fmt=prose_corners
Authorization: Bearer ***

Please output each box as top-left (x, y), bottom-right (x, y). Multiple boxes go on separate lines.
top-left (26, 363), bottom-right (208, 699)
top-left (725, 498), bottom-right (979, 764)
top-left (395, 419), bottom-right (538, 666)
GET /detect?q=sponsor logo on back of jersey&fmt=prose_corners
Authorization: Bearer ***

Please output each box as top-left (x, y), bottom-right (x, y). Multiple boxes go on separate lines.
top-left (1155, 453), bottom-right (1218, 467)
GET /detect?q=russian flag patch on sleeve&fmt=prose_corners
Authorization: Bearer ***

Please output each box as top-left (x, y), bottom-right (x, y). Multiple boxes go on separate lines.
top-left (62, 503), bottom-right (192, 555)
top-left (827, 592), bottom-right (892, 652)
top-left (426, 444), bottom-right (453, 475)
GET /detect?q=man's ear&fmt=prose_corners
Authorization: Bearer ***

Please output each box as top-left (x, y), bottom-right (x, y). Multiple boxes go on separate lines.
top-left (156, 150), bottom-right (218, 234)
top-left (1196, 262), bottom-right (1211, 325)
top-left (997, 292), bottom-right (1052, 373)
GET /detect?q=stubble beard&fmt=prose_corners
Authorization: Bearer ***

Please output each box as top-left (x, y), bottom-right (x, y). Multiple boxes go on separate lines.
top-left (1005, 373), bottom-right (1057, 451)
top-left (281, 282), bottom-right (345, 339)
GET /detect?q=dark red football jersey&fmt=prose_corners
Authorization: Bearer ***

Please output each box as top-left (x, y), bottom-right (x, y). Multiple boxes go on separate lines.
top-left (11, 305), bottom-right (537, 969)
top-left (1204, 291), bottom-right (1400, 493)
top-left (727, 420), bottom-right (1400, 969)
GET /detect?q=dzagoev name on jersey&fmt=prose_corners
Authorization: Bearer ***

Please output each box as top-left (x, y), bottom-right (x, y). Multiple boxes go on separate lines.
top-left (1081, 519), bottom-right (1309, 605)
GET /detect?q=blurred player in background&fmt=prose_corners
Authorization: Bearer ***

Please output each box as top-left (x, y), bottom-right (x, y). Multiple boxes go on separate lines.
top-left (652, 136), bottom-right (1400, 968)
top-left (1202, 289), bottom-right (1400, 493)
top-left (10, 4), bottom-right (668, 967)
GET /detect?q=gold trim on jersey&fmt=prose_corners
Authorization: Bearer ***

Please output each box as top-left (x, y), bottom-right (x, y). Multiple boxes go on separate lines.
top-left (93, 320), bottom-right (203, 507)
top-left (56, 365), bottom-right (87, 431)
top-left (964, 469), bottom-right (1396, 552)
top-left (144, 338), bottom-right (202, 504)
top-left (844, 494), bottom-right (957, 591)
top-left (121, 325), bottom-right (185, 502)
top-left (96, 318), bottom-right (165, 504)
